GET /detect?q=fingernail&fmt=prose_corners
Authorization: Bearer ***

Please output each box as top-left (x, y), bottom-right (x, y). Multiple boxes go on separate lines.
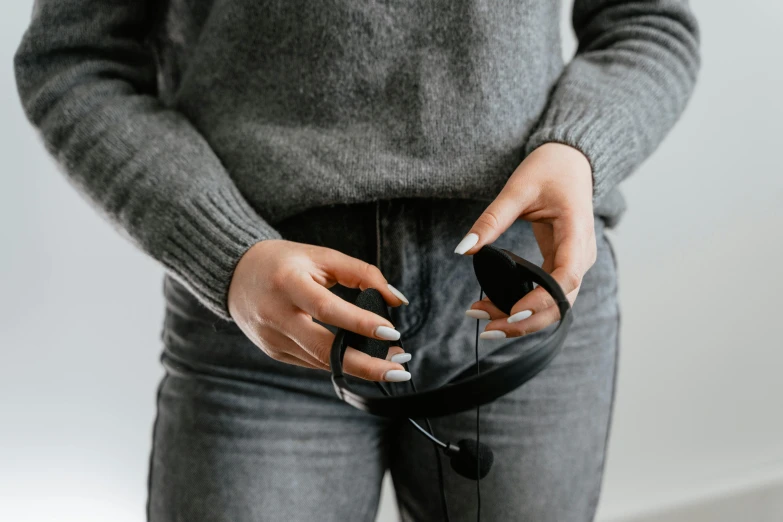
top-left (387, 284), bottom-right (410, 305)
top-left (376, 326), bottom-right (401, 341)
top-left (479, 330), bottom-right (507, 340)
top-left (507, 310), bottom-right (533, 323)
top-left (454, 233), bottom-right (479, 255)
top-left (391, 353), bottom-right (412, 364)
top-left (384, 369), bottom-right (412, 382)
top-left (465, 309), bottom-right (491, 320)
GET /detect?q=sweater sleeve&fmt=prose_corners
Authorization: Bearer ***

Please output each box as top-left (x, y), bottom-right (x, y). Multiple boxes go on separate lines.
top-left (14, 0), bottom-right (281, 320)
top-left (525, 0), bottom-right (700, 204)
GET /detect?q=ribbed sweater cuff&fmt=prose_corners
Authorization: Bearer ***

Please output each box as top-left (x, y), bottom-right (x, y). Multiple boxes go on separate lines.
top-left (524, 102), bottom-right (638, 204)
top-left (161, 187), bottom-right (281, 321)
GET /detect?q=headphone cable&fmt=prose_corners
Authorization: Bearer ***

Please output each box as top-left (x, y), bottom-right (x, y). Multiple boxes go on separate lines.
top-left (374, 380), bottom-right (450, 522)
top-left (408, 377), bottom-right (450, 522)
top-left (475, 288), bottom-right (484, 522)
top-left (375, 286), bottom-right (484, 522)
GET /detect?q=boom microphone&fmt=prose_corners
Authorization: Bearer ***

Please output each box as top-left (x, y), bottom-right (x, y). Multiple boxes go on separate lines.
top-left (445, 439), bottom-right (494, 480)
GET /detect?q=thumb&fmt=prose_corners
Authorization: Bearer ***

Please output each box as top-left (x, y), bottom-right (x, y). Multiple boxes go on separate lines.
top-left (454, 184), bottom-right (534, 255)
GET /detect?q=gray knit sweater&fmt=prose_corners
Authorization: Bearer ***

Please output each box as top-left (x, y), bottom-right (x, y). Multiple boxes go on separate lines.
top-left (15, 1), bottom-right (699, 319)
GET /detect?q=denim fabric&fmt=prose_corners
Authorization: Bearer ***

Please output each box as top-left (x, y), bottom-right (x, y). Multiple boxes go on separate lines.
top-left (148, 199), bottom-right (620, 521)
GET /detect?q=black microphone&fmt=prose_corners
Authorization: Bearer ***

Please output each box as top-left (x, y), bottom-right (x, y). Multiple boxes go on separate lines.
top-left (444, 439), bottom-right (494, 480)
top-left (374, 382), bottom-right (494, 481)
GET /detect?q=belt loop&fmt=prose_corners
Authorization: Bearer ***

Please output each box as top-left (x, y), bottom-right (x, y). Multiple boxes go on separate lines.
top-left (375, 201), bottom-right (382, 271)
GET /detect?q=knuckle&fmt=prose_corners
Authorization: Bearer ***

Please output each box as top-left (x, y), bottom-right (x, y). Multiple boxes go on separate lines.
top-left (368, 264), bottom-right (384, 281)
top-left (269, 268), bottom-right (291, 291)
top-left (249, 315), bottom-right (274, 338)
top-left (259, 344), bottom-right (281, 360)
top-left (360, 262), bottom-right (383, 287)
top-left (311, 294), bottom-right (333, 319)
top-left (373, 364), bottom-right (389, 382)
top-left (351, 360), bottom-right (375, 381)
top-left (476, 210), bottom-right (501, 231)
top-left (538, 291), bottom-right (554, 309)
top-left (318, 246), bottom-right (337, 260)
top-left (358, 314), bottom-right (379, 337)
top-left (248, 307), bottom-right (267, 328)
top-left (253, 329), bottom-right (280, 357)
top-left (563, 268), bottom-right (582, 290)
top-left (310, 339), bottom-right (332, 363)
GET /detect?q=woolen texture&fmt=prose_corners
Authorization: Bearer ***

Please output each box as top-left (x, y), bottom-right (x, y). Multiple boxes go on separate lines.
top-left (14, 0), bottom-right (700, 319)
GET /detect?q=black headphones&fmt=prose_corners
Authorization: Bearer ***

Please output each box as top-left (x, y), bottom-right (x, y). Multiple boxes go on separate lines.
top-left (329, 244), bottom-right (573, 520)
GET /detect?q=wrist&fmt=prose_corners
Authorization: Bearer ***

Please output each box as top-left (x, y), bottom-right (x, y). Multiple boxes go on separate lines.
top-left (535, 142), bottom-right (592, 182)
top-left (228, 238), bottom-right (284, 320)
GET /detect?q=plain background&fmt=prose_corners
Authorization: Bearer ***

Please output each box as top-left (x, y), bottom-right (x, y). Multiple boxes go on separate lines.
top-left (1, 1), bottom-right (781, 521)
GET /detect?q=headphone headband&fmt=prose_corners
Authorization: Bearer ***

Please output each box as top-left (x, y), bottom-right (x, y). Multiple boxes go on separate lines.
top-left (330, 245), bottom-right (572, 418)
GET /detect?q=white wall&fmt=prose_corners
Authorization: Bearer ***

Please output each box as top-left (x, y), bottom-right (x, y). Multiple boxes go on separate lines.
top-left (1, 1), bottom-right (781, 521)
top-left (1, 6), bottom-right (164, 521)
top-left (592, 1), bottom-right (783, 519)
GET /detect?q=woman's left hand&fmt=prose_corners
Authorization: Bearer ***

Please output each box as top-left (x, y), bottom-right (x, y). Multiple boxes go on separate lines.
top-left (456, 142), bottom-right (597, 339)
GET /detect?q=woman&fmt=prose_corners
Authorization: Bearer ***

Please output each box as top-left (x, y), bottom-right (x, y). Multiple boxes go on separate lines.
top-left (15, 1), bottom-right (699, 520)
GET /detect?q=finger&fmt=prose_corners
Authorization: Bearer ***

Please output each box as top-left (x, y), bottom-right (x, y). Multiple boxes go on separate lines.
top-left (454, 180), bottom-right (536, 255)
top-left (386, 346), bottom-right (405, 358)
top-left (477, 215), bottom-right (587, 339)
top-left (273, 351), bottom-right (328, 371)
top-left (482, 304), bottom-right (561, 339)
top-left (313, 248), bottom-right (409, 306)
top-left (465, 297), bottom-right (507, 321)
top-left (289, 280), bottom-right (401, 341)
top-left (285, 316), bottom-right (411, 382)
top-left (385, 345), bottom-right (412, 364)
top-left (502, 223), bottom-right (585, 320)
top-left (547, 219), bottom-right (587, 294)
top-left (257, 326), bottom-right (330, 370)
top-left (343, 347), bottom-right (411, 382)
top-left (493, 276), bottom-right (579, 329)
top-left (480, 287), bottom-right (580, 339)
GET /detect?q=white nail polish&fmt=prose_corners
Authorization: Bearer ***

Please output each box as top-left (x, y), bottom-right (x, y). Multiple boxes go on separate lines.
top-left (387, 284), bottom-right (410, 305)
top-left (479, 330), bottom-right (507, 340)
top-left (465, 309), bottom-right (491, 320)
top-left (454, 233), bottom-right (479, 255)
top-left (376, 326), bottom-right (401, 341)
top-left (384, 369), bottom-right (412, 382)
top-left (507, 310), bottom-right (533, 323)
top-left (391, 353), bottom-right (412, 364)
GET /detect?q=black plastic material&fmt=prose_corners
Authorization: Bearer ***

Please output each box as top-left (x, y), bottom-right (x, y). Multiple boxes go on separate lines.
top-left (345, 288), bottom-right (391, 359)
top-left (473, 246), bottom-right (535, 315)
top-left (330, 245), bottom-right (572, 419)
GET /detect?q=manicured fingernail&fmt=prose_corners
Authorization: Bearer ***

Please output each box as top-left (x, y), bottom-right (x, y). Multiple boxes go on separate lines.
top-left (391, 353), bottom-right (412, 364)
top-left (376, 326), bottom-right (401, 341)
top-left (384, 369), bottom-right (412, 382)
top-left (387, 284), bottom-right (410, 305)
top-left (454, 233), bottom-right (479, 255)
top-left (479, 330), bottom-right (507, 340)
top-left (507, 310), bottom-right (533, 323)
top-left (465, 309), bottom-right (491, 320)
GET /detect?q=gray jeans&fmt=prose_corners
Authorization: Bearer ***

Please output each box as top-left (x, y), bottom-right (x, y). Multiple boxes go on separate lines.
top-left (148, 199), bottom-right (620, 521)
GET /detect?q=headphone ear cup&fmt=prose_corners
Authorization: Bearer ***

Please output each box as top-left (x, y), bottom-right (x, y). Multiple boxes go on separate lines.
top-left (345, 288), bottom-right (392, 359)
top-left (473, 245), bottom-right (535, 315)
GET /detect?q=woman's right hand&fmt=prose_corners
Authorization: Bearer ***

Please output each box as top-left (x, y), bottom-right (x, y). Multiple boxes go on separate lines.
top-left (227, 239), bottom-right (412, 382)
